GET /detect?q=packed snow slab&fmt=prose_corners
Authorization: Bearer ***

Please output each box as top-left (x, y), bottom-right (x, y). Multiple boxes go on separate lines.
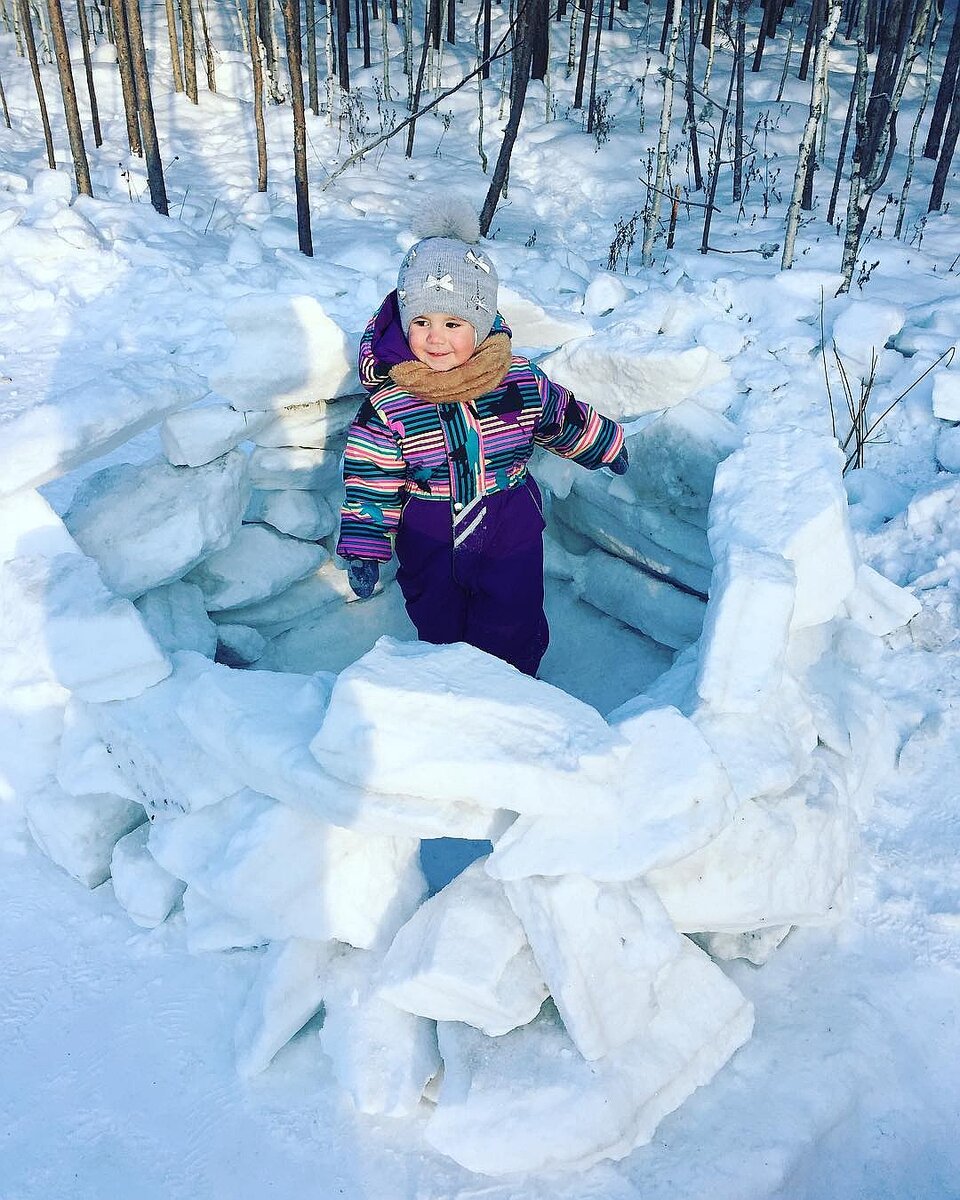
top-left (310, 637), bottom-right (623, 818)
top-left (496, 284), bottom-right (591, 352)
top-left (177, 657), bottom-right (508, 838)
top-left (134, 580), bottom-right (219, 657)
top-left (209, 294), bottom-right (360, 409)
top-left (160, 403), bottom-right (271, 468)
top-left (0, 488), bottom-right (80, 564)
top-left (182, 523), bottom-right (327, 612)
top-left (426, 939), bottom-right (752, 1175)
top-left (318, 946), bottom-right (441, 1117)
top-left (0, 549), bottom-right (171, 703)
top-left (647, 759), bottom-right (854, 933)
top-left (708, 429), bottom-right (858, 629)
top-left (62, 452), bottom-right (251, 599)
top-left (252, 398), bottom-right (356, 449)
top-left (576, 549), bottom-right (707, 649)
top-left (243, 487), bottom-right (336, 540)
top-left (206, 558), bottom-right (350, 639)
top-left (25, 790), bottom-right (145, 888)
top-left (379, 859), bottom-right (548, 1036)
top-left (247, 445), bottom-right (343, 491)
top-left (110, 823), bottom-right (185, 928)
top-left (539, 321), bottom-right (730, 422)
top-left (0, 365), bottom-right (204, 498)
top-left (487, 705), bottom-right (734, 881)
top-left (148, 788), bottom-right (426, 949)
top-left (843, 562), bottom-right (921, 637)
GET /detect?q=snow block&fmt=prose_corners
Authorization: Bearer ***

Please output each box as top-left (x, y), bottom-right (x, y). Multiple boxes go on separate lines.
top-left (215, 623), bottom-right (266, 666)
top-left (843, 562), bottom-right (921, 636)
top-left (160, 404), bottom-right (270, 468)
top-left (0, 551), bottom-right (171, 702)
top-left (831, 300), bottom-right (906, 367)
top-left (647, 759), bottom-right (854, 933)
top-left (56, 699), bottom-right (139, 801)
top-left (182, 523), bottom-right (326, 612)
top-left (504, 876), bottom-right (682, 1061)
top-left (83, 653), bottom-right (245, 815)
top-left (134, 580), bottom-right (219, 657)
top-left (148, 788), bottom-right (426, 949)
top-left (318, 946), bottom-right (441, 1117)
top-left (26, 789), bottom-right (145, 888)
top-left (248, 445), bottom-right (342, 492)
top-left (244, 488), bottom-right (336, 540)
top-left (695, 546), bottom-right (796, 713)
top-left (0, 489), bottom-right (79, 565)
top-left (253, 398), bottom-right (356, 449)
top-left (426, 939), bottom-right (752, 1175)
top-left (178, 658), bottom-right (508, 839)
top-left (379, 860), bottom-right (548, 1036)
top-left (488, 706), bottom-right (733, 882)
top-left (209, 294), bottom-right (360, 409)
top-left (692, 701), bottom-right (815, 806)
top-left (206, 559), bottom-right (348, 638)
top-left (576, 549), bottom-right (707, 649)
top-left (110, 823), bottom-right (185, 928)
top-left (539, 324), bottom-right (730, 422)
top-left (932, 367), bottom-right (960, 422)
top-left (182, 887), bottom-right (267, 953)
top-left (310, 637), bottom-right (623, 819)
top-left (62, 452), bottom-right (251, 599)
top-left (708, 428), bottom-right (858, 629)
top-left (235, 938), bottom-right (331, 1078)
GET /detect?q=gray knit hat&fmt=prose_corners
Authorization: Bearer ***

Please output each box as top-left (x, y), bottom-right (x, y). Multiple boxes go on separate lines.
top-left (396, 197), bottom-right (499, 344)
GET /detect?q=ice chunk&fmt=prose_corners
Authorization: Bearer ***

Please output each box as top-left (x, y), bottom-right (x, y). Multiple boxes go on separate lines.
top-left (110, 823), bottom-right (185, 928)
top-left (318, 946), bottom-right (440, 1116)
top-left (182, 887), bottom-right (266, 952)
top-left (215, 623), bottom-right (266, 666)
top-left (935, 423), bottom-right (960, 472)
top-left (210, 294), bottom-right (360, 409)
top-left (0, 365), bottom-right (204, 498)
top-left (148, 789), bottom-right (426, 949)
top-left (248, 445), bottom-right (342, 491)
top-left (26, 789), bottom-right (145, 888)
top-left (694, 925), bottom-right (792, 965)
top-left (843, 562), bottom-right (920, 636)
top-left (182, 523), bottom-right (326, 612)
top-left (62, 452), bottom-right (250, 598)
top-left (310, 637), bottom-right (622, 818)
top-left (235, 938), bottom-right (331, 1077)
top-left (932, 367), bottom-right (960, 421)
top-left (540, 326), bottom-right (730, 422)
top-left (83, 653), bottom-right (244, 815)
top-left (695, 547), bottom-right (796, 713)
top-left (379, 859), bottom-right (547, 1036)
top-left (244, 488), bottom-right (336, 540)
top-left (504, 876), bottom-right (681, 1060)
top-left (134, 580), bottom-right (218, 657)
top-left (576, 549), bottom-right (706, 649)
top-left (178, 658), bottom-right (508, 838)
top-left (160, 404), bottom-right (270, 467)
top-left (708, 429), bottom-right (858, 628)
top-left (488, 706), bottom-right (733, 881)
top-left (254, 399), bottom-right (356, 448)
top-left (427, 940), bottom-right (752, 1175)
top-left (0, 551), bottom-right (170, 702)
top-left (647, 759), bottom-right (854, 932)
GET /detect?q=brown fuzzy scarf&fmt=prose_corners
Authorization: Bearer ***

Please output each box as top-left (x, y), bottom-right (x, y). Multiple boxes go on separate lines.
top-left (389, 332), bottom-right (513, 405)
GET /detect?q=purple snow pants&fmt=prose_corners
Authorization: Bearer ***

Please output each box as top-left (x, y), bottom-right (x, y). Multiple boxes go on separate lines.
top-left (395, 478), bottom-right (550, 677)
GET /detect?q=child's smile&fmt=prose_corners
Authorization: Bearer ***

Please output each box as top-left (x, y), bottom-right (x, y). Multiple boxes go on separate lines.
top-left (408, 313), bottom-right (477, 371)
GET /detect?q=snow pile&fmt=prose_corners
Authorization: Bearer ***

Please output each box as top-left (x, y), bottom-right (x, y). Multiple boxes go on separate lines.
top-left (1, 293), bottom-right (920, 1176)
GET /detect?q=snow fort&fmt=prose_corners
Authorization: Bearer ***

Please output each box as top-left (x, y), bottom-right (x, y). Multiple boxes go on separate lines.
top-left (0, 289), bottom-right (920, 1177)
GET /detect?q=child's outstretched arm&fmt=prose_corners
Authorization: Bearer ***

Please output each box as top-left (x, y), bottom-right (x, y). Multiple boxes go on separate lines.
top-left (336, 398), bottom-right (406, 564)
top-left (532, 365), bottom-right (625, 471)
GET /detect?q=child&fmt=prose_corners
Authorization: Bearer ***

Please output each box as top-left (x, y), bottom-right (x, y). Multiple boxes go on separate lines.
top-left (336, 200), bottom-right (628, 678)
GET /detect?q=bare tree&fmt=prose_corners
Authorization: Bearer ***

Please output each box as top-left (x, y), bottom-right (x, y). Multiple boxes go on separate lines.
top-left (180, 0), bottom-right (198, 102)
top-left (281, 0), bottom-right (313, 254)
top-left (76, 0), bottom-right (103, 146)
top-left (732, 0), bottom-right (746, 201)
top-left (305, 0), bottom-right (319, 114)
top-left (642, 0), bottom-right (682, 266)
top-left (923, 0), bottom-right (960, 158)
top-left (573, 0), bottom-right (593, 108)
top-left (124, 0), bottom-right (169, 213)
top-left (47, 0), bottom-right (93, 195)
top-left (163, 0), bottom-right (184, 92)
top-left (896, 0), bottom-right (943, 234)
top-left (248, 0), bottom-right (267, 187)
top-left (0, 67), bottom-right (9, 128)
top-left (930, 67), bottom-right (960, 211)
top-left (19, 0), bottom-right (57, 168)
top-left (196, 0), bottom-right (216, 92)
top-left (110, 0), bottom-right (144, 151)
top-left (684, 0), bottom-right (703, 190)
top-left (336, 0), bottom-right (350, 90)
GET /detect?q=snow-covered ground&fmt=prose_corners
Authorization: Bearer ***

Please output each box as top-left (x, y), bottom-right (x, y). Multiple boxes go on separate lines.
top-left (2, 3), bottom-right (960, 1196)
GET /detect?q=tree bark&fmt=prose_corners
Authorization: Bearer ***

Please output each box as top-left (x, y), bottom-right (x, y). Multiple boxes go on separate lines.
top-left (684, 0), bottom-right (703, 190)
top-left (47, 0), bottom-right (93, 194)
top-left (305, 0), bottom-right (318, 113)
top-left (733, 0), bottom-right (746, 201)
top-left (110, 0), bottom-right (144, 149)
top-left (76, 0), bottom-right (103, 145)
top-left (930, 71), bottom-right (960, 210)
top-left (196, 0), bottom-right (216, 91)
top-left (124, 0), bottom-right (169, 213)
top-left (924, 0), bottom-right (960, 158)
top-left (163, 0), bottom-right (184, 92)
top-left (248, 0), bottom-right (267, 187)
top-left (587, 0), bottom-right (604, 131)
top-left (281, 0), bottom-right (313, 254)
top-left (179, 0), bottom-right (198, 102)
top-left (642, 0), bottom-right (682, 265)
top-left (480, 0), bottom-right (534, 236)
top-left (19, 0), bottom-right (57, 167)
top-left (336, 0), bottom-right (350, 89)
top-left (0, 67), bottom-right (9, 128)
top-left (896, 0), bottom-right (942, 233)
top-left (573, 0), bottom-right (593, 108)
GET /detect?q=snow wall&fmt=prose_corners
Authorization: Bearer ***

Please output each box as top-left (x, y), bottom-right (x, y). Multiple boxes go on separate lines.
top-left (0, 293), bottom-right (922, 1177)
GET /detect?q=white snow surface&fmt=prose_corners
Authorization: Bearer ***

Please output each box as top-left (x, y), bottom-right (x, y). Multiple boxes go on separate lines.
top-left (2, 7), bottom-right (960, 1198)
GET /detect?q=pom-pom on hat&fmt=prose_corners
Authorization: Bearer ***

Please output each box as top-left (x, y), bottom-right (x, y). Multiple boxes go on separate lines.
top-left (397, 195), bottom-right (499, 345)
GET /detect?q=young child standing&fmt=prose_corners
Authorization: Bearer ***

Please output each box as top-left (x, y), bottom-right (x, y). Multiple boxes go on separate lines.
top-left (336, 201), bottom-right (628, 678)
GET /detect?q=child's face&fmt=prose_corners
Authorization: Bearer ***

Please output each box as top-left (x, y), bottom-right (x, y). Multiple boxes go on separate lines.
top-left (408, 313), bottom-right (477, 371)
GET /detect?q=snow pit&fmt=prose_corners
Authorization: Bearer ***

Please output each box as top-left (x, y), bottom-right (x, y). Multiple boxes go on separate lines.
top-left (9, 311), bottom-right (923, 1179)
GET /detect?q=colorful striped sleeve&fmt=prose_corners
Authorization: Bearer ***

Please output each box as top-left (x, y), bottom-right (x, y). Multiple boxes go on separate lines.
top-left (357, 306), bottom-right (392, 394)
top-left (532, 366), bottom-right (624, 469)
top-left (336, 398), bottom-right (406, 562)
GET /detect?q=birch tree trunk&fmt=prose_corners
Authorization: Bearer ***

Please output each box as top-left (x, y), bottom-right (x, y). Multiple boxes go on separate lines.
top-left (923, 0), bottom-right (960, 158)
top-left (76, 0), bottom-right (103, 145)
top-left (306, 0), bottom-right (318, 114)
top-left (641, 0), bottom-right (682, 266)
top-left (19, 0), bottom-right (57, 167)
top-left (0, 68), bottom-right (10, 128)
top-left (732, 0), bottom-right (746, 201)
top-left (179, 0), bottom-right (198, 101)
top-left (248, 0), bottom-right (267, 187)
top-left (684, 0), bottom-right (703, 190)
top-left (896, 0), bottom-right (942, 235)
top-left (826, 54), bottom-right (861, 226)
top-left (196, 0), bottom-right (216, 92)
top-left (47, 0), bottom-right (93, 195)
top-left (163, 0), bottom-right (183, 92)
top-left (124, 0), bottom-right (169, 213)
top-left (573, 0), bottom-right (593, 108)
top-left (281, 0), bottom-right (313, 254)
top-left (111, 0), bottom-right (144, 149)
top-left (782, 0), bottom-right (841, 269)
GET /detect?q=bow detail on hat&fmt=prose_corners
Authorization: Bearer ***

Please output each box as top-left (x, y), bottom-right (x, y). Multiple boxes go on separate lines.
top-left (426, 273), bottom-right (455, 291)
top-left (465, 249), bottom-right (491, 273)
